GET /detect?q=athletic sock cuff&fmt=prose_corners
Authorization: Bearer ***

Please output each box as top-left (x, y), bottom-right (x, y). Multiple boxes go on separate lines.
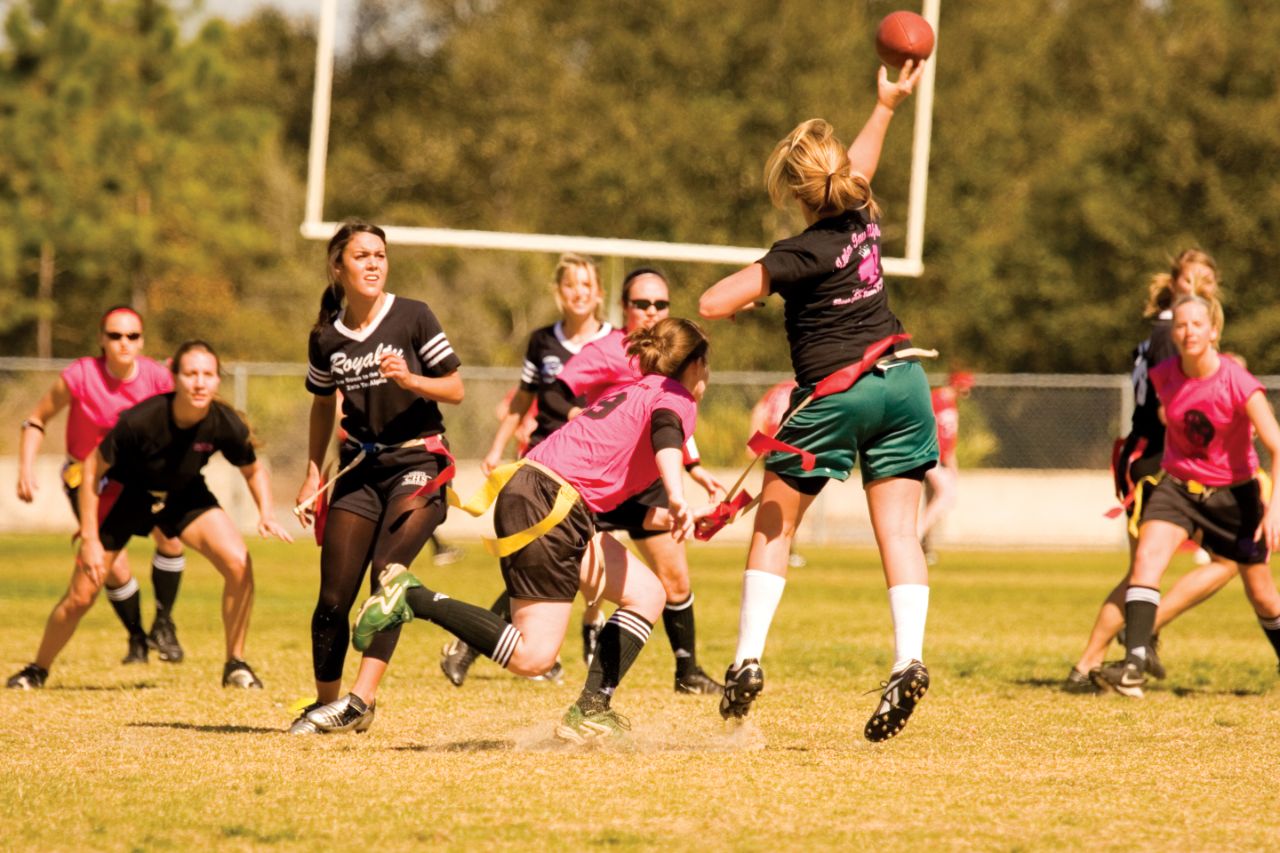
top-left (665, 594), bottom-right (694, 612)
top-left (151, 554), bottom-right (186, 572)
top-left (105, 578), bottom-right (140, 601)
top-left (491, 624), bottom-right (521, 667)
top-left (609, 609), bottom-right (653, 644)
top-left (1259, 614), bottom-right (1280, 631)
top-left (1125, 586), bottom-right (1161, 606)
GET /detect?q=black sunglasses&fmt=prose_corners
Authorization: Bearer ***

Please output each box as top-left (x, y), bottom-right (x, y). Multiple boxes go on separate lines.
top-left (105, 332), bottom-right (142, 341)
top-left (628, 299), bottom-right (670, 311)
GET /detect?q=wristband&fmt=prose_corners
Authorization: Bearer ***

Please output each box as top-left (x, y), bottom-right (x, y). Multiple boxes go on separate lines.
top-left (21, 419), bottom-right (45, 434)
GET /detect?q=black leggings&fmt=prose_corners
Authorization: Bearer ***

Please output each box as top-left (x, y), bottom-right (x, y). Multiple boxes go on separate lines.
top-left (310, 492), bottom-right (446, 682)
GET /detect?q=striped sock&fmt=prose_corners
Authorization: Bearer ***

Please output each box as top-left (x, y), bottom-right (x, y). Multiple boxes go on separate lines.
top-left (105, 577), bottom-right (145, 639)
top-left (151, 553), bottom-right (185, 620)
top-left (577, 609), bottom-right (653, 712)
top-left (1124, 586), bottom-right (1161, 665)
top-left (662, 594), bottom-right (698, 677)
top-left (404, 586), bottom-right (521, 666)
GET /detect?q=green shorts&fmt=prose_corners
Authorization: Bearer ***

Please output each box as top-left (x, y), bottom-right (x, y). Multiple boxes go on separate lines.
top-left (765, 361), bottom-right (939, 485)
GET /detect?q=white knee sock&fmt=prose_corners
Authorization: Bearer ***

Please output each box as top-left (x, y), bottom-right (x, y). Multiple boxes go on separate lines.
top-left (733, 570), bottom-right (786, 665)
top-left (887, 583), bottom-right (929, 672)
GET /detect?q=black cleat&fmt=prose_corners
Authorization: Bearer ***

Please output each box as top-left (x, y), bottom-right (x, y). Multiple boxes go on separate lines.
top-left (122, 634), bottom-right (149, 665)
top-left (440, 638), bottom-right (479, 687)
top-left (1062, 666), bottom-right (1100, 694)
top-left (719, 659), bottom-right (764, 719)
top-left (675, 667), bottom-right (724, 695)
top-left (6, 663), bottom-right (48, 689)
top-left (865, 660), bottom-right (930, 742)
top-left (432, 544), bottom-right (464, 566)
top-left (148, 616), bottom-right (184, 663)
top-left (1144, 634), bottom-right (1166, 680)
top-left (222, 659), bottom-right (264, 689)
top-left (1092, 659), bottom-right (1145, 698)
top-left (528, 659), bottom-right (565, 683)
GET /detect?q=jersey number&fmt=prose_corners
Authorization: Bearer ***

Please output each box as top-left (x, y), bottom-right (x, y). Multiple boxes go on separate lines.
top-left (582, 391), bottom-right (627, 420)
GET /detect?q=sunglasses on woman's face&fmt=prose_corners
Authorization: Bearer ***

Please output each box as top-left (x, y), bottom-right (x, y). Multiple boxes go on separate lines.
top-left (628, 299), bottom-right (670, 311)
top-left (104, 332), bottom-right (142, 341)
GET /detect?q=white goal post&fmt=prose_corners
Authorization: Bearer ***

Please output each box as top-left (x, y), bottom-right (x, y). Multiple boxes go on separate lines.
top-left (300, 0), bottom-right (939, 276)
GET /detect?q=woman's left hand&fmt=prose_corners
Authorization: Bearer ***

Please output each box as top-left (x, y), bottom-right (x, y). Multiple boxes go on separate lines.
top-left (259, 517), bottom-right (295, 543)
top-left (1257, 503), bottom-right (1280, 553)
top-left (668, 496), bottom-right (695, 543)
top-left (379, 352), bottom-right (414, 389)
top-left (689, 465), bottom-right (727, 503)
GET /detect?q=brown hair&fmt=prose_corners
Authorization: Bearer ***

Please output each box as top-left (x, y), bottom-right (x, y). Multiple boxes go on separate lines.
top-left (1142, 249), bottom-right (1219, 318)
top-left (626, 317), bottom-right (709, 379)
top-left (765, 119), bottom-right (880, 220)
top-left (170, 339), bottom-right (220, 375)
top-left (100, 305), bottom-right (143, 332)
top-left (314, 221), bottom-right (387, 332)
top-left (620, 266), bottom-right (670, 304)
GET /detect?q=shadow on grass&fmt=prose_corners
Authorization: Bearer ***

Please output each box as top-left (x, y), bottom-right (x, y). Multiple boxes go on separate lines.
top-left (48, 682), bottom-right (161, 691)
top-left (1009, 677), bottom-right (1267, 698)
top-left (393, 739), bottom-right (515, 753)
top-left (128, 721), bottom-right (280, 735)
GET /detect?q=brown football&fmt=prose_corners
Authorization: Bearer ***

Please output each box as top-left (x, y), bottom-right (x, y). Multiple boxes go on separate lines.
top-left (875, 11), bottom-right (935, 68)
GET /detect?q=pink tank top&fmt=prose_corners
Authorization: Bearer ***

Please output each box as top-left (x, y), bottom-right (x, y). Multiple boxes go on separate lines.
top-left (61, 356), bottom-right (173, 461)
top-left (1151, 355), bottom-right (1262, 487)
top-left (526, 373), bottom-right (697, 512)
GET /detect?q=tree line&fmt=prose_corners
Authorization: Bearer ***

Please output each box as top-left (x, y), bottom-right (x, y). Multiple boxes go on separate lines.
top-left (4, 0), bottom-right (1279, 373)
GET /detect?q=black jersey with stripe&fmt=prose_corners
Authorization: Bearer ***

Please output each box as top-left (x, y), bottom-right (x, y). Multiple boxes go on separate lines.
top-left (98, 394), bottom-right (255, 493)
top-left (306, 294), bottom-right (461, 444)
top-left (519, 321), bottom-right (612, 448)
top-left (760, 208), bottom-right (906, 386)
top-left (1127, 313), bottom-right (1175, 456)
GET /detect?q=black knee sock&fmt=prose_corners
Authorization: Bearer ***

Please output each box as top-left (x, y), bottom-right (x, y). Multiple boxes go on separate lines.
top-left (662, 595), bottom-right (698, 677)
top-left (406, 587), bottom-right (521, 666)
top-left (1123, 586), bottom-right (1160, 667)
top-left (577, 610), bottom-right (653, 713)
top-left (1258, 614), bottom-right (1280, 663)
top-left (151, 553), bottom-right (185, 621)
top-left (311, 606), bottom-right (349, 682)
top-left (105, 578), bottom-right (145, 639)
top-left (489, 590), bottom-right (512, 621)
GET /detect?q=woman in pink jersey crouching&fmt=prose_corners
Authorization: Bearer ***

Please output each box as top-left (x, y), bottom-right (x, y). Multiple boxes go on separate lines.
top-left (350, 318), bottom-right (714, 742)
top-left (1094, 294), bottom-right (1280, 697)
top-left (14, 306), bottom-right (187, 669)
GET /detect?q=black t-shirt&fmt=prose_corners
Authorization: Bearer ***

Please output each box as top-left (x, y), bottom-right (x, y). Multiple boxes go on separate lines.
top-left (519, 321), bottom-right (612, 447)
top-left (759, 208), bottom-right (906, 385)
top-left (306, 294), bottom-right (461, 445)
top-left (1128, 313), bottom-right (1175, 454)
top-left (98, 394), bottom-right (256, 493)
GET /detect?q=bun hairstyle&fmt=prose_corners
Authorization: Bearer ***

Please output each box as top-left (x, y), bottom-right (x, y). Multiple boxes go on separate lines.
top-left (626, 317), bottom-right (709, 379)
top-left (1143, 248), bottom-right (1219, 318)
top-left (315, 221), bottom-right (387, 332)
top-left (551, 252), bottom-right (604, 317)
top-left (1172, 293), bottom-right (1225, 338)
top-left (765, 119), bottom-right (880, 220)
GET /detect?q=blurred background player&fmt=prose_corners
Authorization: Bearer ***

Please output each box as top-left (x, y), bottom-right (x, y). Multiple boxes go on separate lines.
top-left (352, 318), bottom-right (713, 742)
top-left (700, 60), bottom-right (935, 742)
top-left (15, 306), bottom-right (187, 665)
top-left (1065, 250), bottom-right (1239, 692)
top-left (1094, 294), bottom-right (1280, 697)
top-left (444, 253), bottom-right (611, 685)
top-left (7, 341), bottom-right (290, 690)
top-left (291, 222), bottom-right (464, 734)
top-left (918, 370), bottom-right (973, 564)
top-left (748, 378), bottom-right (806, 568)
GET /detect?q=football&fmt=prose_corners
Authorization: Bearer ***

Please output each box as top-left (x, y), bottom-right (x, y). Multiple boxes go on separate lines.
top-left (875, 11), bottom-right (935, 68)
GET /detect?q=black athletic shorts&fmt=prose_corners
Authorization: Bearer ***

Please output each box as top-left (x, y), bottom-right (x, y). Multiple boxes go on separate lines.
top-left (96, 478), bottom-right (219, 552)
top-left (329, 443), bottom-right (448, 523)
top-left (496, 465), bottom-right (595, 602)
top-left (1125, 453), bottom-right (1164, 520)
top-left (1140, 475), bottom-right (1268, 564)
top-left (593, 478), bottom-right (668, 541)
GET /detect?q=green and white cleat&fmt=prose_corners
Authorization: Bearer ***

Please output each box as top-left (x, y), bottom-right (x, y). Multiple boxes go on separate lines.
top-left (352, 563), bottom-right (423, 652)
top-left (555, 704), bottom-right (632, 745)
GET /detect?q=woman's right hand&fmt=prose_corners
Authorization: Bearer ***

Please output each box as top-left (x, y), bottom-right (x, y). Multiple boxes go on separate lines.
top-left (877, 59), bottom-right (925, 111)
top-left (480, 450), bottom-right (503, 478)
top-left (77, 538), bottom-right (106, 586)
top-left (294, 469), bottom-right (321, 528)
top-left (16, 469), bottom-right (37, 503)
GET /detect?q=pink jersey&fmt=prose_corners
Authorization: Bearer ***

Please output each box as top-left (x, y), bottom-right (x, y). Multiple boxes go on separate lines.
top-left (526, 373), bottom-right (697, 512)
top-left (556, 328), bottom-right (638, 404)
top-left (1151, 355), bottom-right (1263, 487)
top-left (61, 356), bottom-right (173, 461)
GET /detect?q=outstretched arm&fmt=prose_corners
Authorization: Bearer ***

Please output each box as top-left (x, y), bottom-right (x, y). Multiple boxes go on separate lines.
top-left (847, 60), bottom-right (926, 182)
top-left (17, 376), bottom-right (71, 502)
top-left (700, 264), bottom-right (771, 321)
top-left (241, 459), bottom-right (293, 542)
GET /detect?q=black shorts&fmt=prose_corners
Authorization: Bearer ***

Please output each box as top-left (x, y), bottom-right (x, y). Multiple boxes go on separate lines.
top-left (496, 466), bottom-right (595, 602)
top-left (97, 479), bottom-right (220, 552)
top-left (329, 444), bottom-right (447, 523)
top-left (1125, 454), bottom-right (1164, 520)
top-left (1141, 475), bottom-right (1267, 564)
top-left (593, 478), bottom-right (668, 541)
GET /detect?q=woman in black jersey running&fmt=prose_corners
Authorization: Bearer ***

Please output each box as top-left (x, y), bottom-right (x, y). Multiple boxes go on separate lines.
top-left (701, 61), bottom-right (936, 742)
top-left (7, 341), bottom-right (291, 690)
top-left (290, 222), bottom-right (464, 734)
top-left (1065, 250), bottom-right (1238, 690)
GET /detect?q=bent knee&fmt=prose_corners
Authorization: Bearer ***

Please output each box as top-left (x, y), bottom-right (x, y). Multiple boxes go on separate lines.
top-left (507, 644), bottom-right (559, 677)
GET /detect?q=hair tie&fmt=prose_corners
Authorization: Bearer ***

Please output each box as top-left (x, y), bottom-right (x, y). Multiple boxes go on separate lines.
top-left (822, 172), bottom-right (835, 208)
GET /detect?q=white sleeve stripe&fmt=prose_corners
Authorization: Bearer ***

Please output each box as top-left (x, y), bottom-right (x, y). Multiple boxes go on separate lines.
top-left (419, 337), bottom-right (452, 360)
top-left (425, 347), bottom-right (456, 368)
top-left (307, 366), bottom-right (335, 386)
top-left (416, 331), bottom-right (445, 353)
top-left (520, 361), bottom-right (538, 382)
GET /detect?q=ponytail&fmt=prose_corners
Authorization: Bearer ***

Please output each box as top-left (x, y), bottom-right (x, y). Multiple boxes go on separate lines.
top-left (314, 220), bottom-right (387, 332)
top-left (626, 317), bottom-right (709, 379)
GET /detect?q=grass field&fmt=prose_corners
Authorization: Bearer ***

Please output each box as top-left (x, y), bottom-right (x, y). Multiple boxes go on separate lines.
top-left (3, 533), bottom-right (1280, 851)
